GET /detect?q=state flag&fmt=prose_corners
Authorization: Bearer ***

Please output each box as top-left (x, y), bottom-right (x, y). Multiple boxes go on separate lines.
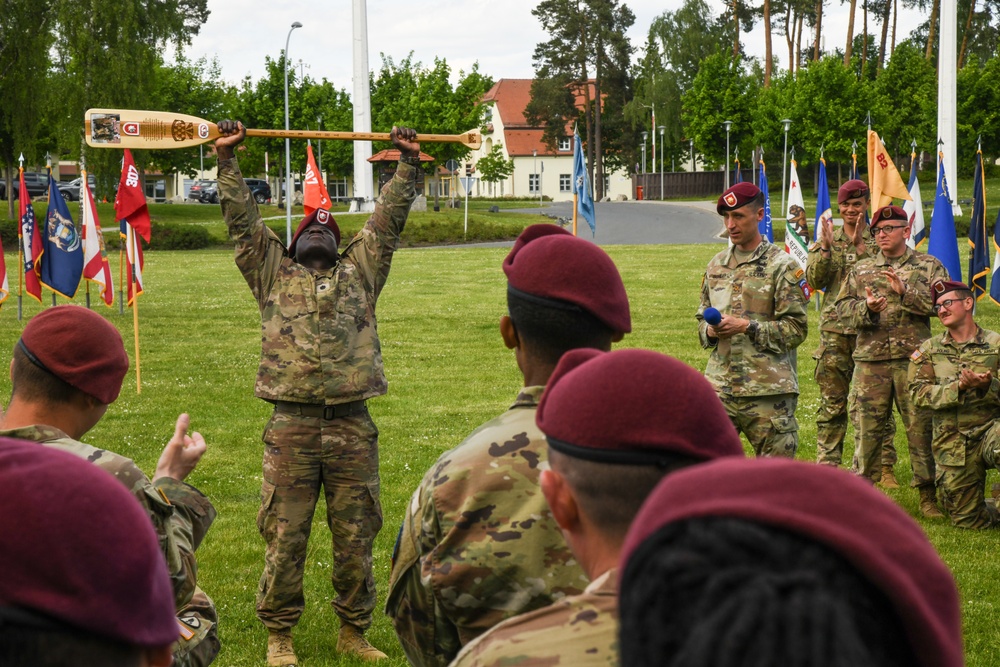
top-left (19, 170), bottom-right (42, 302)
top-left (39, 173), bottom-right (84, 298)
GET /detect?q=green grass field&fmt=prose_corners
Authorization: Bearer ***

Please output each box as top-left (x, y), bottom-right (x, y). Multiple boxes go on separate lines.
top-left (2, 238), bottom-right (1000, 665)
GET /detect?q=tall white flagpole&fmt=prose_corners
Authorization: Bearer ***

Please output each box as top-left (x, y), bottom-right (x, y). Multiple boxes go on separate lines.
top-left (938, 0), bottom-right (961, 215)
top-left (352, 0), bottom-right (375, 213)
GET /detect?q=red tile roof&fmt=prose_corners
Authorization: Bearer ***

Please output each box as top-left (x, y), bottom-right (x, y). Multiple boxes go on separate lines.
top-left (367, 149), bottom-right (435, 163)
top-left (482, 79), bottom-right (598, 158)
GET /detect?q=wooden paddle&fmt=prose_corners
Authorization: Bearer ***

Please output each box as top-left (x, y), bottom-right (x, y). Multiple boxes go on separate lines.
top-left (84, 108), bottom-right (482, 150)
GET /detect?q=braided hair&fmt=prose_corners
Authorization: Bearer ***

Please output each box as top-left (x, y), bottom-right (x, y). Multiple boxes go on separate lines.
top-left (619, 516), bottom-right (918, 667)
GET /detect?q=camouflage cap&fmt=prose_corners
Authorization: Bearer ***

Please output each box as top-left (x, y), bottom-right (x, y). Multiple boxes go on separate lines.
top-left (503, 224), bottom-right (631, 333)
top-left (288, 208), bottom-right (341, 255)
top-left (0, 438), bottom-right (177, 646)
top-left (871, 204), bottom-right (908, 226)
top-left (931, 279), bottom-right (971, 304)
top-left (620, 458), bottom-right (962, 667)
top-left (536, 348), bottom-right (744, 465)
top-left (19, 305), bottom-right (129, 404)
top-left (716, 182), bottom-right (762, 215)
top-left (838, 179), bottom-right (870, 204)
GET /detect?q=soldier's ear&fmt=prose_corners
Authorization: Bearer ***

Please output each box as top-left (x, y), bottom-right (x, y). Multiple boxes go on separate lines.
top-left (499, 315), bottom-right (520, 350)
top-left (541, 468), bottom-right (578, 532)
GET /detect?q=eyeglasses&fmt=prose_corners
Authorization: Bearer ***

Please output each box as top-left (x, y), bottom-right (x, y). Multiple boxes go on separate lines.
top-left (933, 297), bottom-right (971, 313)
top-left (872, 224), bottom-right (907, 235)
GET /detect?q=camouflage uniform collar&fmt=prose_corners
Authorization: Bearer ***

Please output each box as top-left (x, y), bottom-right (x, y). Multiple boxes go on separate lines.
top-left (512, 385), bottom-right (545, 409)
top-left (585, 567), bottom-right (617, 595)
top-left (724, 239), bottom-right (770, 266)
top-left (0, 423), bottom-right (72, 444)
top-left (875, 246), bottom-right (914, 267)
top-left (941, 325), bottom-right (989, 348)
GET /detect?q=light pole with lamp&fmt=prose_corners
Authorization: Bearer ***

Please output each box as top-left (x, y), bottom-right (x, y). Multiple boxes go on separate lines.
top-left (780, 118), bottom-right (792, 217)
top-left (723, 120), bottom-right (733, 190)
top-left (283, 21), bottom-right (303, 246)
top-left (658, 125), bottom-right (665, 199)
top-left (532, 148), bottom-right (537, 205)
top-left (690, 138), bottom-right (695, 172)
top-left (641, 131), bottom-right (648, 173)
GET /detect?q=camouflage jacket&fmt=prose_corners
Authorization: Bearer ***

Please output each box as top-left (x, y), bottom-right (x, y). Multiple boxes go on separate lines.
top-left (806, 226), bottom-right (876, 334)
top-left (219, 158), bottom-right (416, 404)
top-left (697, 241), bottom-right (809, 397)
top-left (450, 568), bottom-right (619, 667)
top-left (0, 424), bottom-right (216, 610)
top-left (385, 387), bottom-right (587, 667)
top-left (834, 248), bottom-right (948, 361)
top-left (908, 327), bottom-right (1000, 466)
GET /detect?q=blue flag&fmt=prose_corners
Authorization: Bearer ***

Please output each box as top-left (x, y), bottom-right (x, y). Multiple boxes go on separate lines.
top-left (814, 158), bottom-right (832, 243)
top-left (990, 204), bottom-right (1000, 306)
top-left (758, 158), bottom-right (773, 242)
top-left (572, 129), bottom-right (595, 235)
top-left (969, 149), bottom-right (989, 300)
top-left (927, 157), bottom-right (961, 281)
top-left (39, 174), bottom-right (83, 298)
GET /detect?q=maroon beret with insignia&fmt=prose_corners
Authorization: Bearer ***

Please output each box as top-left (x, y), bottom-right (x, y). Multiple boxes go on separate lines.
top-left (0, 438), bottom-right (177, 646)
top-left (19, 306), bottom-right (129, 404)
top-left (838, 179), bottom-right (870, 204)
top-left (503, 224), bottom-right (631, 333)
top-left (620, 458), bottom-right (963, 667)
top-left (536, 348), bottom-right (744, 464)
top-left (716, 182), bottom-right (762, 215)
top-left (871, 204), bottom-right (908, 227)
top-left (288, 208), bottom-right (341, 256)
top-left (931, 279), bottom-right (971, 304)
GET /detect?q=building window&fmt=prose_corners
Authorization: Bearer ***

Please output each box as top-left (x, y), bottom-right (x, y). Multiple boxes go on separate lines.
top-left (559, 174), bottom-right (571, 192)
top-left (529, 174), bottom-right (540, 193)
top-left (558, 137), bottom-right (571, 152)
top-left (329, 179), bottom-right (348, 200)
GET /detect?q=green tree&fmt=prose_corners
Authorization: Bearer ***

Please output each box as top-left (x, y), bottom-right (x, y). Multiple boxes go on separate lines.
top-left (871, 42), bottom-right (936, 159)
top-left (957, 54), bottom-right (1000, 174)
top-left (476, 143), bottom-right (515, 195)
top-left (682, 53), bottom-right (760, 169)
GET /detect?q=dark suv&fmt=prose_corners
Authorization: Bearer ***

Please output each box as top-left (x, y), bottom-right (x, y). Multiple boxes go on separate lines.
top-left (188, 179), bottom-right (214, 202)
top-left (0, 172), bottom-right (49, 200)
top-left (245, 179), bottom-right (272, 204)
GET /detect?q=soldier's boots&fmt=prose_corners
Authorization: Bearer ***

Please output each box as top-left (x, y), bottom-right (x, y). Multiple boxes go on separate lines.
top-left (266, 630), bottom-right (297, 667)
top-left (919, 486), bottom-right (945, 519)
top-left (879, 465), bottom-right (900, 489)
top-left (337, 624), bottom-right (388, 661)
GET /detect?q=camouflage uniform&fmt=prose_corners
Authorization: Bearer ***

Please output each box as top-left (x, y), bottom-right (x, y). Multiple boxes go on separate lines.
top-left (908, 327), bottom-right (1000, 528)
top-left (698, 241), bottom-right (809, 457)
top-left (219, 157), bottom-right (416, 632)
top-left (834, 247), bottom-right (947, 486)
top-left (450, 568), bottom-right (618, 667)
top-left (807, 226), bottom-right (890, 466)
top-left (385, 386), bottom-right (588, 667)
top-left (0, 424), bottom-right (219, 666)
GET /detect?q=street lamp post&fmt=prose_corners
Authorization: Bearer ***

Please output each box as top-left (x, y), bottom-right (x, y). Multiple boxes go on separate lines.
top-left (658, 125), bottom-right (665, 199)
top-left (641, 131), bottom-right (648, 173)
top-left (532, 149), bottom-right (537, 205)
top-left (781, 118), bottom-right (792, 217)
top-left (723, 120), bottom-right (733, 190)
top-left (283, 21), bottom-right (303, 246)
top-left (690, 138), bottom-right (695, 172)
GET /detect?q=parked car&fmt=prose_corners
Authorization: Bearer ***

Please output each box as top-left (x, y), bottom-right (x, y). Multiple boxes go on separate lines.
top-left (197, 181), bottom-right (220, 204)
top-left (0, 172), bottom-right (49, 200)
top-left (57, 175), bottom-right (97, 202)
top-left (188, 179), bottom-right (215, 202)
top-left (245, 178), bottom-right (272, 204)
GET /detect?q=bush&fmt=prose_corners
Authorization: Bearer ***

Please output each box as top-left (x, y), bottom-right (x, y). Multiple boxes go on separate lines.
top-left (103, 222), bottom-right (215, 251)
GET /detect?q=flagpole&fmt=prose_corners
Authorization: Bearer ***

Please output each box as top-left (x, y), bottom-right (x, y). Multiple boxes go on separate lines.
top-left (119, 244), bottom-right (125, 315)
top-left (131, 259), bottom-right (141, 394)
top-left (81, 164), bottom-right (90, 310)
top-left (573, 194), bottom-right (578, 236)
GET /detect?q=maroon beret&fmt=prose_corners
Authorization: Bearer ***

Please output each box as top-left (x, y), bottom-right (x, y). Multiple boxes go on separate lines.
top-left (503, 224), bottom-right (631, 333)
top-left (871, 204), bottom-right (908, 226)
top-left (536, 348), bottom-right (744, 464)
top-left (838, 179), bottom-right (870, 204)
top-left (0, 438), bottom-right (177, 646)
top-left (620, 458), bottom-right (963, 667)
top-left (288, 208), bottom-right (341, 256)
top-left (19, 306), bottom-right (129, 404)
top-left (931, 279), bottom-right (972, 304)
top-left (716, 182), bottom-right (762, 215)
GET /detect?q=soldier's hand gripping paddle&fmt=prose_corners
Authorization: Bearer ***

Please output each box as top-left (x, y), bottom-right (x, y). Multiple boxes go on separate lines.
top-left (84, 109), bottom-right (483, 151)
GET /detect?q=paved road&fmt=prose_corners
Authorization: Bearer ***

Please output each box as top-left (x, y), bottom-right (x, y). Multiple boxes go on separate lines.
top-left (508, 199), bottom-right (726, 245)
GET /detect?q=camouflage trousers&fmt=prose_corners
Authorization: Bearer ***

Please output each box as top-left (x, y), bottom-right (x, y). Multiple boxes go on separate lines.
top-left (719, 393), bottom-right (798, 457)
top-left (173, 587), bottom-right (220, 667)
top-left (813, 330), bottom-right (895, 466)
top-left (850, 359), bottom-right (934, 487)
top-left (935, 420), bottom-right (1000, 529)
top-left (256, 407), bottom-right (383, 631)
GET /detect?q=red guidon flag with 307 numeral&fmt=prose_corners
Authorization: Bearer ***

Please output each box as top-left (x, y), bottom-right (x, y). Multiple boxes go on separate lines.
top-left (81, 172), bottom-right (113, 306)
top-left (115, 149), bottom-right (150, 305)
top-left (303, 143), bottom-right (331, 216)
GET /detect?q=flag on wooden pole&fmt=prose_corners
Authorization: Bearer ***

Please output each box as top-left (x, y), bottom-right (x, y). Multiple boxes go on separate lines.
top-left (572, 128), bottom-right (595, 236)
top-left (867, 129), bottom-right (911, 210)
top-left (758, 157), bottom-right (773, 242)
top-left (81, 170), bottom-right (113, 306)
top-left (904, 149), bottom-right (927, 249)
top-left (968, 148), bottom-right (990, 300)
top-left (39, 174), bottom-right (84, 299)
top-left (783, 160), bottom-right (810, 298)
top-left (813, 158), bottom-right (832, 244)
top-left (303, 142), bottom-right (331, 216)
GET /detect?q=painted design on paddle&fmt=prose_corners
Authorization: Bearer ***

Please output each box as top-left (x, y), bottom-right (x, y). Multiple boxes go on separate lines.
top-left (90, 113), bottom-right (121, 144)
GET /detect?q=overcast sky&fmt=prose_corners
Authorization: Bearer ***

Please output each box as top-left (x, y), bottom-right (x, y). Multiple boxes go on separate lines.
top-left (177, 0), bottom-right (929, 92)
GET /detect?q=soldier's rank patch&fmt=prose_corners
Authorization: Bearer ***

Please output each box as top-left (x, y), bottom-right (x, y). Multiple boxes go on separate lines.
top-left (846, 253), bottom-right (856, 263)
top-left (910, 349), bottom-right (925, 362)
top-left (798, 278), bottom-right (811, 299)
top-left (795, 268), bottom-right (805, 279)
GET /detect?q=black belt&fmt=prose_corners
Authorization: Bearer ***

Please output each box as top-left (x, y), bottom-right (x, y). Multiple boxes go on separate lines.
top-left (273, 400), bottom-right (367, 420)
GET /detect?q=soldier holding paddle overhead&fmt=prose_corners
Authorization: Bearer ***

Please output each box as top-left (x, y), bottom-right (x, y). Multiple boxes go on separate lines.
top-left (215, 120), bottom-right (419, 665)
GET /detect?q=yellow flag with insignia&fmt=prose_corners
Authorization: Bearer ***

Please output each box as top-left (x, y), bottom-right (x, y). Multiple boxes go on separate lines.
top-left (867, 130), bottom-right (912, 210)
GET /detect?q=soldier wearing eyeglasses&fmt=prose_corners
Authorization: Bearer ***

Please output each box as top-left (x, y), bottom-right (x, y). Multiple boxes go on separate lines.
top-left (835, 205), bottom-right (949, 518)
top-left (908, 280), bottom-right (1000, 528)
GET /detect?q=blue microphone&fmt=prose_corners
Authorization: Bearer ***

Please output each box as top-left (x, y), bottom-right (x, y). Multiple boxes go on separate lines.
top-left (703, 307), bottom-right (723, 326)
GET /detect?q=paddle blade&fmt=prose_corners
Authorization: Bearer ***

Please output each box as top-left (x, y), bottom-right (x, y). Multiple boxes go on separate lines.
top-left (85, 109), bottom-right (219, 149)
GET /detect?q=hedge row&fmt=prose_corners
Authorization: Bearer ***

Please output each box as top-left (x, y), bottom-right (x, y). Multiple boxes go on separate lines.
top-left (0, 221), bottom-right (214, 251)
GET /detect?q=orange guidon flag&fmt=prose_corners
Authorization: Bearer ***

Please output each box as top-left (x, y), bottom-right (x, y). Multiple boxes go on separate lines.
top-left (867, 129), bottom-right (912, 210)
top-left (303, 143), bottom-right (331, 216)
